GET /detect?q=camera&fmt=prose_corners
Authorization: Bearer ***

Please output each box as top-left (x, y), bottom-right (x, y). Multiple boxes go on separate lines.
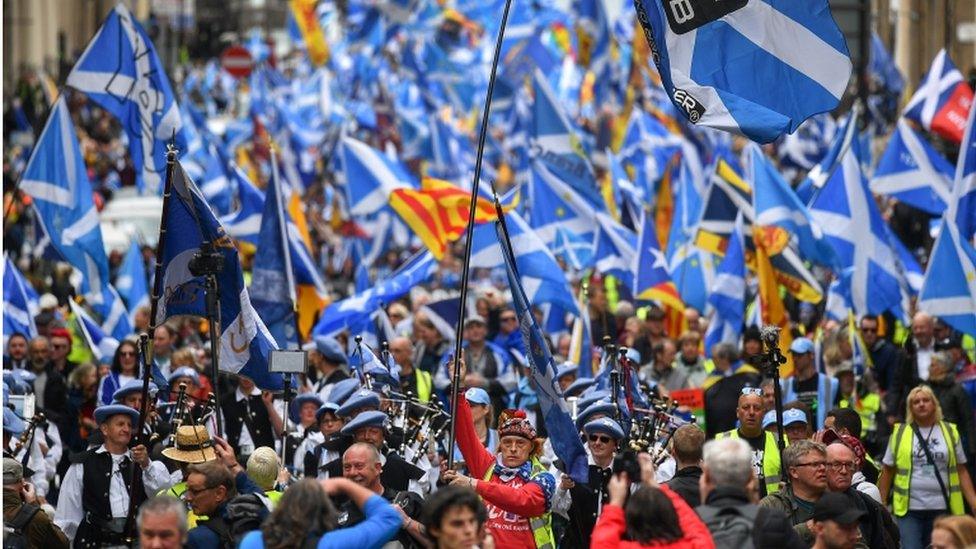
top-left (188, 242), bottom-right (225, 277)
top-left (612, 449), bottom-right (641, 480)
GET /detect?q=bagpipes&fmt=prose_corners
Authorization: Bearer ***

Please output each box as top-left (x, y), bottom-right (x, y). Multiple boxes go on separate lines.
top-left (382, 389), bottom-right (450, 465)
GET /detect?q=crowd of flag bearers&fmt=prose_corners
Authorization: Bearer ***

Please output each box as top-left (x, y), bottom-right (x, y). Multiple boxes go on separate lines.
top-left (4, 0), bottom-right (976, 547)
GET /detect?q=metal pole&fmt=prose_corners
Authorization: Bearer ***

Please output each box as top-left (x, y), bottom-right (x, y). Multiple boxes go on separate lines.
top-left (279, 372), bottom-right (292, 468)
top-left (444, 0), bottom-right (515, 472)
top-left (206, 273), bottom-right (223, 437)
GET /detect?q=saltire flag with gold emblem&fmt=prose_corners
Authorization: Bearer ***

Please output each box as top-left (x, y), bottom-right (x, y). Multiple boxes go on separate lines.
top-left (290, 0), bottom-right (330, 66)
top-left (389, 177), bottom-right (497, 260)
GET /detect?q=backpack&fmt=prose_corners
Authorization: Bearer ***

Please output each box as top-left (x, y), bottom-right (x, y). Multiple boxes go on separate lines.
top-left (200, 494), bottom-right (269, 548)
top-left (696, 503), bottom-right (759, 549)
top-left (3, 504), bottom-right (40, 549)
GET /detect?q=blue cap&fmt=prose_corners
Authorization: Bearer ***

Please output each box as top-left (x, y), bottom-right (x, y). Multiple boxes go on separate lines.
top-left (168, 367), bottom-right (200, 386)
top-left (762, 410), bottom-right (778, 429)
top-left (2, 408), bottom-right (24, 435)
top-left (290, 393), bottom-right (324, 423)
top-left (340, 409), bottom-right (389, 435)
top-left (94, 404), bottom-right (140, 425)
top-left (576, 401), bottom-right (616, 428)
top-left (315, 402), bottom-right (340, 422)
top-left (583, 417), bottom-right (625, 440)
top-left (336, 389), bottom-right (381, 418)
top-left (327, 378), bottom-right (361, 406)
top-left (113, 379), bottom-right (158, 403)
top-left (555, 362), bottom-right (578, 380)
top-left (464, 387), bottom-right (491, 406)
top-left (783, 408), bottom-right (808, 426)
top-left (563, 377), bottom-right (596, 398)
top-left (314, 336), bottom-right (347, 364)
top-left (577, 389), bottom-right (611, 412)
top-left (3, 371), bottom-right (33, 395)
top-left (790, 337), bottom-right (815, 354)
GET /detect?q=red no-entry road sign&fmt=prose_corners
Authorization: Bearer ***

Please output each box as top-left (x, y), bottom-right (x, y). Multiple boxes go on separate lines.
top-left (221, 45), bottom-right (254, 79)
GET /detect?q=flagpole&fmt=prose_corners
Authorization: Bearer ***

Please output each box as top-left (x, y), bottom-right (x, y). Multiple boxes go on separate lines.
top-left (446, 0), bottom-right (514, 471)
top-left (125, 146), bottom-right (178, 539)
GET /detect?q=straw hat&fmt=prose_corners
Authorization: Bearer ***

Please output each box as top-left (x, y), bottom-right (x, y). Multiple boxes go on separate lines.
top-left (162, 425), bottom-right (217, 463)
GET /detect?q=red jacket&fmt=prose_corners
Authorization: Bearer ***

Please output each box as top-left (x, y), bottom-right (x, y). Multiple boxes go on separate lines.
top-left (590, 485), bottom-right (715, 549)
top-left (455, 397), bottom-right (551, 549)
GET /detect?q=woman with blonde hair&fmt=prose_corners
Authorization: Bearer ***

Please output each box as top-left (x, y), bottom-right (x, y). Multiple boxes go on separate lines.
top-left (878, 385), bottom-right (976, 549)
top-left (931, 515), bottom-right (976, 548)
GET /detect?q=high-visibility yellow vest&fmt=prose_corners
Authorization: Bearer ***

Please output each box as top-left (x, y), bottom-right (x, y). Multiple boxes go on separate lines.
top-left (716, 429), bottom-right (783, 496)
top-left (416, 370), bottom-right (432, 403)
top-left (158, 482), bottom-right (203, 527)
top-left (838, 393), bottom-right (881, 436)
top-left (890, 421), bottom-right (964, 517)
top-left (481, 457), bottom-right (555, 549)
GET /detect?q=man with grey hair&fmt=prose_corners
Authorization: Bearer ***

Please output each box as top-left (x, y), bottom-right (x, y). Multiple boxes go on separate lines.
top-left (702, 343), bottom-right (761, 438)
top-left (697, 438), bottom-right (803, 548)
top-left (760, 440), bottom-right (828, 528)
top-left (138, 495), bottom-right (188, 549)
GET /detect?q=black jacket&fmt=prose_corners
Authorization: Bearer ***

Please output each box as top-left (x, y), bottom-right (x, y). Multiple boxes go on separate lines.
top-left (927, 377), bottom-right (976, 456)
top-left (700, 486), bottom-right (805, 549)
top-left (665, 466), bottom-right (702, 508)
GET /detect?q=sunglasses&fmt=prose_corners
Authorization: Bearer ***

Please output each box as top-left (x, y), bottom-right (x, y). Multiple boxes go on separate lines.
top-left (741, 387), bottom-right (762, 396)
top-left (588, 434), bottom-right (613, 444)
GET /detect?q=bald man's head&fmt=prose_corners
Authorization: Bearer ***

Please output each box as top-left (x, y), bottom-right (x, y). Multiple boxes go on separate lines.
top-left (912, 312), bottom-right (934, 347)
top-left (389, 337), bottom-right (414, 370)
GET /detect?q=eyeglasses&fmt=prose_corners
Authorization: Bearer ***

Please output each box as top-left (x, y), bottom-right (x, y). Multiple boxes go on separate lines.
top-left (827, 461), bottom-right (856, 471)
top-left (741, 387), bottom-right (762, 396)
top-left (185, 485), bottom-right (217, 496)
top-left (588, 434), bottom-right (613, 444)
top-left (793, 461), bottom-right (827, 469)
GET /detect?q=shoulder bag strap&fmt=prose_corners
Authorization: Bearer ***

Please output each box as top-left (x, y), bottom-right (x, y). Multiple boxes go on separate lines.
top-left (911, 422), bottom-right (952, 510)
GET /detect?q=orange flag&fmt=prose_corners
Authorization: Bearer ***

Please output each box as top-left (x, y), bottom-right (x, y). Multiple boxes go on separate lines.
top-left (389, 178), bottom-right (497, 259)
top-left (755, 235), bottom-right (794, 377)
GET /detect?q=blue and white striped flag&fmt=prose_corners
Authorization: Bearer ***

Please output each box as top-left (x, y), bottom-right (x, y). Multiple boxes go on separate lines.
top-left (69, 300), bottom-right (120, 363)
top-left (633, 0), bottom-right (852, 143)
top-left (871, 120), bottom-right (954, 215)
top-left (66, 3), bottom-right (185, 194)
top-left (703, 215), bottom-right (746, 357)
top-left (220, 164), bottom-right (266, 245)
top-left (116, 241), bottom-right (150, 316)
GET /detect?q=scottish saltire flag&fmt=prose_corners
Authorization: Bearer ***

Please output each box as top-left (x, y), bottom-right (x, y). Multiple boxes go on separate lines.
top-left (634, 209), bottom-right (683, 309)
top-left (919, 104), bottom-right (976, 335)
top-left (530, 69), bottom-right (604, 209)
top-left (199, 150), bottom-right (234, 217)
top-left (904, 50), bottom-right (974, 143)
top-left (527, 161), bottom-right (596, 254)
top-left (749, 144), bottom-right (837, 268)
top-left (496, 216), bottom-right (588, 483)
top-left (20, 97), bottom-right (110, 302)
top-left (155, 160), bottom-right (282, 390)
top-left (3, 257), bottom-right (39, 345)
top-left (69, 300), bottom-right (119, 362)
top-left (313, 251), bottom-right (437, 337)
top-left (890, 230), bottom-right (924, 294)
top-left (810, 138), bottom-right (903, 317)
top-left (340, 137), bottom-right (417, 216)
top-left (703, 215), bottom-right (746, 357)
top-left (220, 165), bottom-right (266, 246)
top-left (66, 3), bottom-right (185, 194)
top-left (954, 103), bottom-right (976, 241)
top-left (666, 243), bottom-right (714, 313)
top-left (870, 120), bottom-right (954, 215)
top-left (99, 285), bottom-right (134, 342)
top-left (252, 154), bottom-right (301, 349)
top-left (593, 213), bottom-right (638, 292)
top-left (116, 241), bottom-right (149, 315)
top-left (797, 111), bottom-right (858, 202)
top-left (869, 32), bottom-right (904, 94)
top-left (419, 297), bottom-right (461, 342)
top-left (632, 0), bottom-right (852, 143)
top-left (575, 0), bottom-right (614, 104)
top-left (620, 110), bottom-right (684, 196)
top-left (777, 113), bottom-right (835, 173)
top-left (471, 210), bottom-right (579, 314)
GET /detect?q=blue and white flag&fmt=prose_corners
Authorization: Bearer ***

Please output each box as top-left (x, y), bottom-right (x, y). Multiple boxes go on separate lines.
top-left (340, 137), bottom-right (417, 216)
top-left (98, 285), bottom-right (134, 343)
top-left (632, 0), bottom-right (852, 143)
top-left (20, 97), bottom-right (110, 303)
top-left (2, 256), bottom-right (39, 345)
top-left (954, 102), bottom-right (976, 241)
top-left (749, 144), bottom-right (837, 269)
top-left (593, 213), bottom-right (637, 291)
top-left (313, 251), bottom-right (438, 337)
top-left (496, 217), bottom-right (588, 483)
top-left (66, 3), bottom-right (185, 194)
top-left (69, 300), bottom-right (119, 362)
top-left (155, 160), bottom-right (282, 390)
top-left (870, 120), bottom-right (954, 215)
top-left (527, 160), bottom-right (596, 260)
top-left (920, 103), bottom-right (976, 335)
top-left (116, 241), bottom-right (150, 315)
top-left (704, 215), bottom-right (746, 357)
top-left (810, 138), bottom-right (903, 317)
top-left (419, 297), bottom-right (461, 342)
top-left (219, 165), bottom-right (266, 246)
top-left (251, 154), bottom-right (301, 350)
top-left (869, 32), bottom-right (904, 94)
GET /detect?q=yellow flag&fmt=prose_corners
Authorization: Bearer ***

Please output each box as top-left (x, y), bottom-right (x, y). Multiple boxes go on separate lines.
top-left (755, 236), bottom-right (794, 378)
top-left (290, 0), bottom-right (330, 66)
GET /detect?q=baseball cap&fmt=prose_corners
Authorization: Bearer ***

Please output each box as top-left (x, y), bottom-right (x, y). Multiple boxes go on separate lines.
top-left (782, 408), bottom-right (808, 426)
top-left (2, 458), bottom-right (23, 485)
top-left (789, 338), bottom-right (814, 354)
top-left (812, 492), bottom-right (866, 525)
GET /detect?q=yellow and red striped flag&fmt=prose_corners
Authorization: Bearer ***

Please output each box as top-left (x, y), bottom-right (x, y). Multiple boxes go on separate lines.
top-left (389, 178), bottom-right (497, 259)
top-left (290, 0), bottom-right (330, 66)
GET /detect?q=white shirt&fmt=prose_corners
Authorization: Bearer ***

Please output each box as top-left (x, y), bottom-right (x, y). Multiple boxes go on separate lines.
top-left (916, 340), bottom-right (935, 381)
top-left (231, 386), bottom-right (262, 455)
top-left (54, 445), bottom-right (171, 542)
